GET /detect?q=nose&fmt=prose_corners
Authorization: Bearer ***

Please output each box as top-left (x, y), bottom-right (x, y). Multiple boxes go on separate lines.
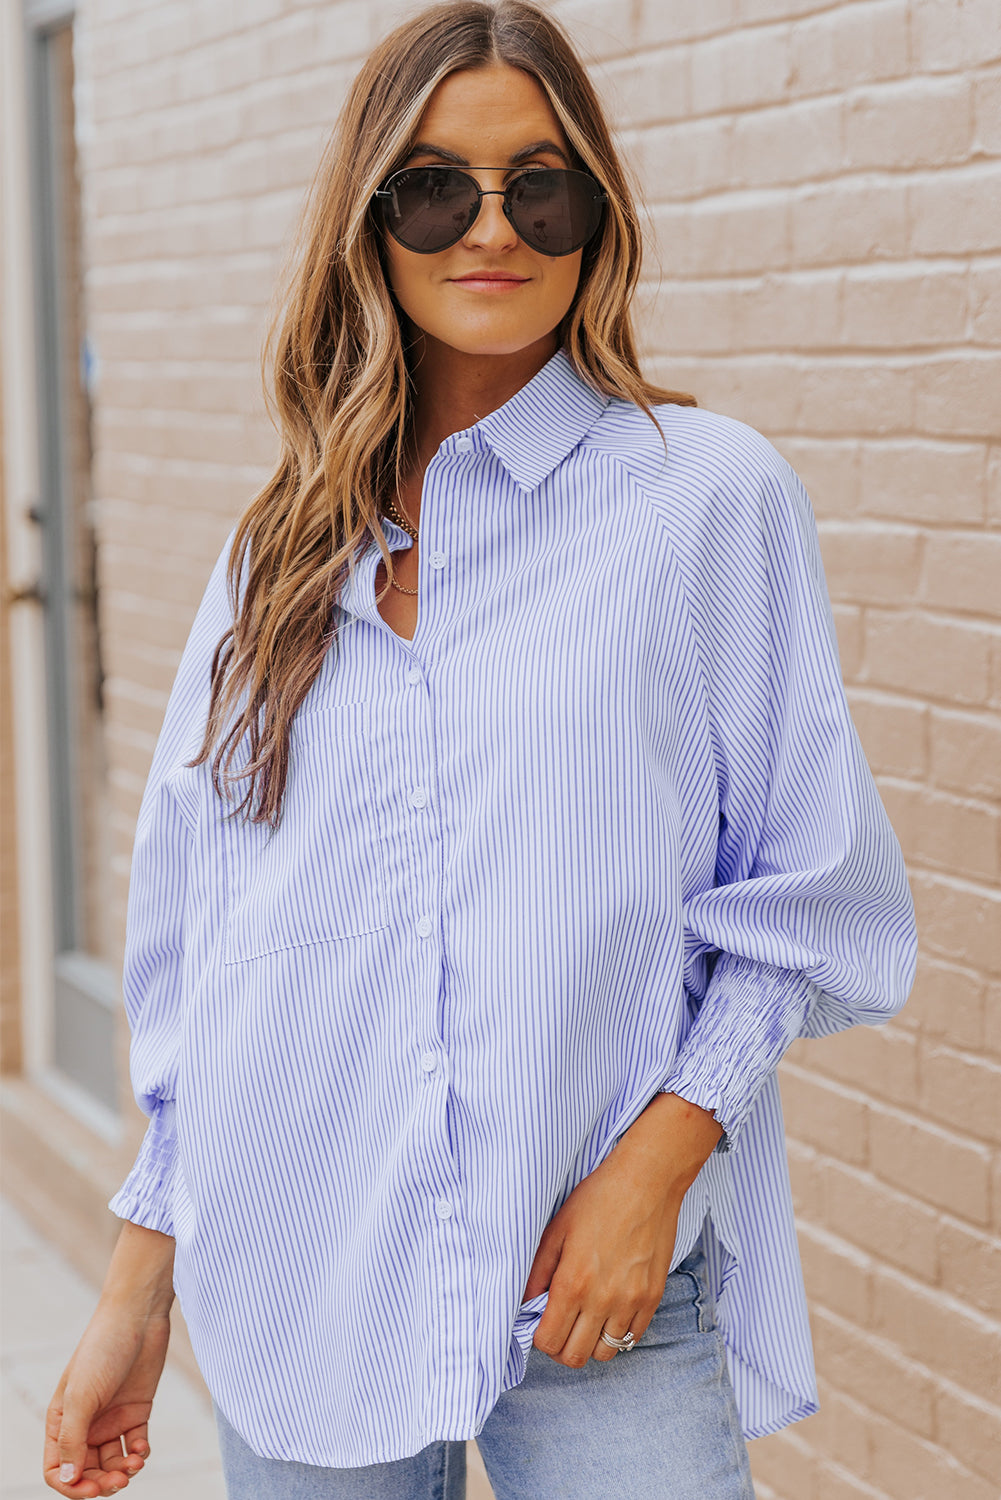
top-left (463, 188), bottom-right (519, 252)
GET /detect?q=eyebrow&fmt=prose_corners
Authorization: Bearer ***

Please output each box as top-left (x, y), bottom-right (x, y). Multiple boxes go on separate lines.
top-left (404, 138), bottom-right (571, 168)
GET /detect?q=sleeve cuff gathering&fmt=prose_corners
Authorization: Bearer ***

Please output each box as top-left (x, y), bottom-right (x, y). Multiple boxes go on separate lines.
top-left (108, 1098), bottom-right (179, 1237)
top-left (660, 954), bottom-right (820, 1152)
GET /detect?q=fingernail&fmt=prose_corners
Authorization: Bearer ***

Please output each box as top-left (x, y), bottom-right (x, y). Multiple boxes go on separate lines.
top-left (59, 1462), bottom-right (75, 1482)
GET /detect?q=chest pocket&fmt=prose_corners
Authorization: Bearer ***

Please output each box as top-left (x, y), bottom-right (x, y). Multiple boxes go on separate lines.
top-left (222, 702), bottom-right (388, 963)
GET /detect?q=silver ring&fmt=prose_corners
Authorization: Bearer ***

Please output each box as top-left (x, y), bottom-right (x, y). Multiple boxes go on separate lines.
top-left (599, 1327), bottom-right (636, 1352)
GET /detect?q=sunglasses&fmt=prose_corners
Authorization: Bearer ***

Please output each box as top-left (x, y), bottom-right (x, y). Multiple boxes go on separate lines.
top-left (373, 166), bottom-right (607, 257)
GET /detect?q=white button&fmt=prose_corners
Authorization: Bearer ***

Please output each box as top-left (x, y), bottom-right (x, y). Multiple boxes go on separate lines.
top-left (435, 1199), bottom-right (453, 1219)
top-left (454, 436), bottom-right (474, 453)
top-left (421, 1052), bottom-right (437, 1072)
top-left (416, 916), bottom-right (433, 938)
top-left (429, 551), bottom-right (446, 570)
top-left (406, 665), bottom-right (421, 684)
top-left (409, 787), bottom-right (428, 809)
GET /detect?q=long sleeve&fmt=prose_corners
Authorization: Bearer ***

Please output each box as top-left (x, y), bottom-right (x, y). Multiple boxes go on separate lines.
top-left (109, 535), bottom-right (235, 1233)
top-left (657, 442), bottom-right (916, 1150)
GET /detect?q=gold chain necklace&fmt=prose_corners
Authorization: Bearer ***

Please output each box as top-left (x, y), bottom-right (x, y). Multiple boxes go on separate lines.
top-left (383, 492), bottom-right (419, 595)
top-left (385, 493), bottom-right (419, 541)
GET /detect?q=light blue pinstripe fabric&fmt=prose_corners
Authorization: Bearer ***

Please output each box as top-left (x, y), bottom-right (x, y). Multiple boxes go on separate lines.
top-left (110, 349), bottom-right (916, 1466)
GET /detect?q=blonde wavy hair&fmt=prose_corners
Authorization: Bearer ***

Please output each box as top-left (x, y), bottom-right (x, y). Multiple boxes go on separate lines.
top-left (193, 0), bottom-right (696, 827)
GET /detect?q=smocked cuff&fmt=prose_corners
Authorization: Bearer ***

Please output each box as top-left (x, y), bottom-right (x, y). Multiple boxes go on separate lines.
top-left (661, 955), bottom-right (819, 1152)
top-left (108, 1099), bottom-right (178, 1237)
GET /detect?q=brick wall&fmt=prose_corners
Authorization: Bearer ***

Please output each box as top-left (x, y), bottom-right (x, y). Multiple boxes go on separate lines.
top-left (75, 1), bottom-right (1000, 1494)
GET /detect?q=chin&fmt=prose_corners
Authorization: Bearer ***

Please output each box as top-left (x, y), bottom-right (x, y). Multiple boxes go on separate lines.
top-left (436, 321), bottom-right (558, 359)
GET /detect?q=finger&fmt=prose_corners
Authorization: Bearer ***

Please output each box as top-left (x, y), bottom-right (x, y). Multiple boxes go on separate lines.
top-left (52, 1393), bottom-right (96, 1490)
top-left (591, 1308), bottom-right (640, 1363)
top-left (532, 1282), bottom-right (582, 1358)
top-left (550, 1305), bottom-right (608, 1368)
top-left (43, 1452), bottom-right (103, 1497)
top-left (98, 1439), bottom-right (125, 1471)
top-left (80, 1463), bottom-right (131, 1496)
top-left (121, 1426), bottom-right (149, 1476)
top-left (522, 1227), bottom-right (564, 1301)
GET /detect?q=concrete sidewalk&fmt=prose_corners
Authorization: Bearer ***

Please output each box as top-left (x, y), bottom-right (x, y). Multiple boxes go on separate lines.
top-left (1, 1198), bottom-right (494, 1499)
top-left (1, 1198), bottom-right (226, 1499)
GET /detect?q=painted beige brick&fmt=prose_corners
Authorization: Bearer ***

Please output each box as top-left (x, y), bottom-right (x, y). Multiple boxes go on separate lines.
top-left (630, 115), bottom-right (733, 199)
top-left (779, 1064), bottom-right (870, 1164)
top-left (813, 1465), bottom-right (888, 1500)
top-left (862, 610), bottom-right (992, 705)
top-left (935, 1384), bottom-right (1001, 1486)
top-left (913, 353), bottom-right (1001, 439)
top-left (867, 1411), bottom-right (999, 1500)
top-left (879, 781), bottom-right (1000, 880)
top-left (909, 163), bottom-right (1001, 256)
top-left (921, 530), bottom-right (1001, 617)
top-left (797, 1222), bottom-right (874, 1323)
top-left (919, 1045), bottom-right (1001, 1144)
top-left (973, 66), bottom-right (1001, 154)
top-left (729, 95), bottom-right (843, 189)
top-left (911, 0), bottom-right (1001, 74)
top-left (867, 1100), bottom-right (992, 1222)
top-left (843, 76), bottom-right (973, 172)
top-left (984, 980), bottom-right (1001, 1059)
top-left (750, 1426), bottom-right (819, 1497)
top-left (792, 176), bottom-right (909, 266)
top-left (937, 1218), bottom-right (1001, 1318)
top-left (689, 24), bottom-right (793, 115)
top-left (810, 1306), bottom-right (937, 1435)
top-left (857, 440), bottom-right (986, 526)
top-left (818, 521), bottom-right (923, 606)
top-left (799, 1381), bottom-right (871, 1477)
top-left (598, 49), bottom-right (693, 130)
top-left (786, 1138), bottom-right (825, 1220)
top-left (839, 265), bottom-right (969, 349)
top-left (633, 0), bottom-right (738, 47)
top-left (654, 192), bottom-right (793, 276)
top-left (910, 869), bottom-right (1001, 976)
top-left (831, 603), bottom-right (863, 679)
top-left (805, 1022), bottom-right (919, 1108)
top-left (789, 0), bottom-right (911, 96)
top-left (903, 956), bottom-right (985, 1050)
top-left (845, 690), bottom-right (928, 781)
top-left (774, 437), bottom-right (860, 518)
top-left (871, 1264), bottom-right (1001, 1394)
top-left (799, 361), bottom-right (914, 434)
top-left (821, 1159), bottom-right (939, 1281)
top-left (731, 268), bottom-right (842, 350)
top-left (970, 259), bottom-right (1001, 343)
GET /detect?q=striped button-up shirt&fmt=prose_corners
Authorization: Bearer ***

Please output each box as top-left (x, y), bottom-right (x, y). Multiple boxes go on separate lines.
top-left (111, 348), bottom-right (916, 1465)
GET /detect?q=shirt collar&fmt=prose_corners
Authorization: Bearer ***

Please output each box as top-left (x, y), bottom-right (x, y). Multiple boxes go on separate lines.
top-left (473, 348), bottom-right (610, 493)
top-left (337, 350), bottom-right (609, 621)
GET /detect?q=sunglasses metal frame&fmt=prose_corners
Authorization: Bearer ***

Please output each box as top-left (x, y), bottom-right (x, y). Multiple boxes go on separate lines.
top-left (372, 166), bottom-right (608, 257)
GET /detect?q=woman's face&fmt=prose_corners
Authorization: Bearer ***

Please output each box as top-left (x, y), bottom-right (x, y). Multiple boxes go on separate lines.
top-left (381, 63), bottom-right (585, 361)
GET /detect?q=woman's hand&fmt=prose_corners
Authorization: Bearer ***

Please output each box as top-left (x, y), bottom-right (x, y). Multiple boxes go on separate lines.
top-left (43, 1222), bottom-right (176, 1497)
top-left (524, 1093), bottom-right (723, 1368)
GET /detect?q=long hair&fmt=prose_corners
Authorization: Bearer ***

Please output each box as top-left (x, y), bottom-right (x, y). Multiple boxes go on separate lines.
top-left (191, 0), bottom-right (696, 827)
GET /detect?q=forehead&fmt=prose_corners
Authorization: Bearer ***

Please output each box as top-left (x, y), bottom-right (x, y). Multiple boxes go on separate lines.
top-left (414, 62), bottom-right (571, 161)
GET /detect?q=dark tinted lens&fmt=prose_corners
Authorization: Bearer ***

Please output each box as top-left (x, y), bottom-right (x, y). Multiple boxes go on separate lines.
top-left (379, 168), bottom-right (478, 253)
top-left (506, 169), bottom-right (605, 256)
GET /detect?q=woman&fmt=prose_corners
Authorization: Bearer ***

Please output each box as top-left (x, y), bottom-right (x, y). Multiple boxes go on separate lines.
top-left (44, 3), bottom-right (916, 1497)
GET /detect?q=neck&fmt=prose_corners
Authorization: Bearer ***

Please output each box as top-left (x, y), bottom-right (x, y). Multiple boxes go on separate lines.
top-left (404, 331), bottom-right (559, 475)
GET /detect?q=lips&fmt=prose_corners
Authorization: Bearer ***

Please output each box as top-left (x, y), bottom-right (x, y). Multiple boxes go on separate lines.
top-left (451, 272), bottom-right (530, 284)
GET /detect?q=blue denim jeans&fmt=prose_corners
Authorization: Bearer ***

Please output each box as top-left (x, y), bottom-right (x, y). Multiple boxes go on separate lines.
top-left (215, 1246), bottom-right (755, 1499)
